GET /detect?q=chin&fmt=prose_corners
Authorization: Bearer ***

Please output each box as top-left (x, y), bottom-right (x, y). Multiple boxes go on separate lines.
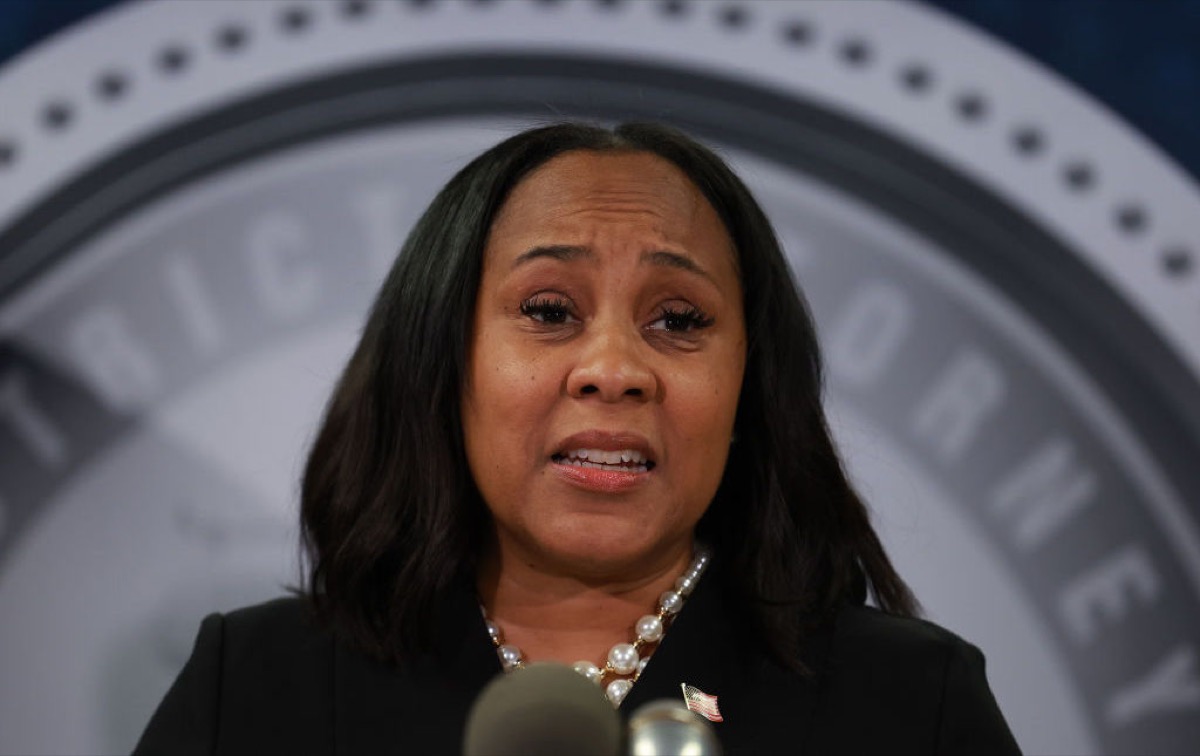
top-left (532, 527), bottom-right (688, 581)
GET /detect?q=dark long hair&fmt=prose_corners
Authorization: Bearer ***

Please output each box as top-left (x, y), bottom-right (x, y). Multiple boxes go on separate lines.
top-left (300, 122), bottom-right (917, 667)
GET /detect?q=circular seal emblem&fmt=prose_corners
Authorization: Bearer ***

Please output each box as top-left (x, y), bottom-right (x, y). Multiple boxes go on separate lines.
top-left (0, 2), bottom-right (1196, 753)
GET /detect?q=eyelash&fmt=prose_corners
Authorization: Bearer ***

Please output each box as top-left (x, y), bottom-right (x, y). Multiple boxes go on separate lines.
top-left (652, 304), bottom-right (715, 333)
top-left (519, 295), bottom-right (574, 325)
top-left (518, 296), bottom-right (714, 333)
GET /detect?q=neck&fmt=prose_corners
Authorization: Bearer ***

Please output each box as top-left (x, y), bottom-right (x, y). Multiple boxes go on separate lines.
top-left (477, 538), bottom-right (694, 667)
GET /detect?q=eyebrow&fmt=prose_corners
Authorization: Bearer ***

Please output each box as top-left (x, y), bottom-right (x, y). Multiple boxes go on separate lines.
top-left (641, 249), bottom-right (714, 283)
top-left (512, 245), bottom-right (592, 267)
top-left (512, 244), bottom-right (715, 283)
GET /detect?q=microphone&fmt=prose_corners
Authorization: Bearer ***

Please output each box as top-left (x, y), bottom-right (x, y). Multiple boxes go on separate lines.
top-left (626, 699), bottom-right (723, 756)
top-left (463, 663), bottom-right (622, 756)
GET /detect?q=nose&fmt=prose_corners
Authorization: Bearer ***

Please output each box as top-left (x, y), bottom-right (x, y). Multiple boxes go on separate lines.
top-left (566, 321), bottom-right (658, 402)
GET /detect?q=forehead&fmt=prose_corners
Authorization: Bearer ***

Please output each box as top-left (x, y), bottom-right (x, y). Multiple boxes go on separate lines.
top-left (486, 150), bottom-right (736, 264)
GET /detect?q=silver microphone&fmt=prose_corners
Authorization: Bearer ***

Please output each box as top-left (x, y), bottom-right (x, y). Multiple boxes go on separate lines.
top-left (463, 662), bottom-right (622, 756)
top-left (626, 699), bottom-right (723, 756)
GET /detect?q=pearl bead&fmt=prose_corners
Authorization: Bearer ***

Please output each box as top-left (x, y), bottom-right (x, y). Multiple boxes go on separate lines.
top-left (497, 644), bottom-right (522, 669)
top-left (479, 549), bottom-right (709, 708)
top-left (674, 574), bottom-right (696, 596)
top-left (635, 614), bottom-right (663, 643)
top-left (485, 620), bottom-right (502, 643)
top-left (573, 660), bottom-right (602, 684)
top-left (606, 678), bottom-right (633, 705)
top-left (608, 642), bottom-right (639, 674)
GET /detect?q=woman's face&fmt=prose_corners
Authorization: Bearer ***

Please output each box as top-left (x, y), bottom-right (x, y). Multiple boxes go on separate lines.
top-left (463, 149), bottom-right (746, 578)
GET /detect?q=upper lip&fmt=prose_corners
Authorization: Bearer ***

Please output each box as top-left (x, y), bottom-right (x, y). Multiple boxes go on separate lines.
top-left (551, 430), bottom-right (658, 465)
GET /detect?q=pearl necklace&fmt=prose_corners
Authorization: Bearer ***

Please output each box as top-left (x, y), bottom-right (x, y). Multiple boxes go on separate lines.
top-left (481, 547), bottom-right (711, 707)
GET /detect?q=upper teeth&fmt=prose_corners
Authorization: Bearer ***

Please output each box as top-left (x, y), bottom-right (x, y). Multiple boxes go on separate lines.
top-left (563, 449), bottom-right (647, 465)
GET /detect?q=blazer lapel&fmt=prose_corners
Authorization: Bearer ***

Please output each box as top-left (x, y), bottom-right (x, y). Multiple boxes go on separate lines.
top-left (618, 560), bottom-right (826, 755)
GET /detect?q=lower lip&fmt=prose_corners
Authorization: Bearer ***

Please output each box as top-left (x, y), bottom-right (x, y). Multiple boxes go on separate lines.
top-left (550, 460), bottom-right (652, 493)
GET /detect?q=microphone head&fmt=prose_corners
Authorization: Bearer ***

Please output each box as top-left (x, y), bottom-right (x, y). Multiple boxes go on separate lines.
top-left (463, 662), bottom-right (622, 756)
top-left (627, 699), bottom-right (723, 756)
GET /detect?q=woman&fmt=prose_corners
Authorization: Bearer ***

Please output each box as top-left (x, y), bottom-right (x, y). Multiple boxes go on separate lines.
top-left (136, 122), bottom-right (1020, 754)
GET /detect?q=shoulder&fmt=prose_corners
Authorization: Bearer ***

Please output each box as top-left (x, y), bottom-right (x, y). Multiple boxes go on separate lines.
top-left (135, 597), bottom-right (337, 755)
top-left (830, 602), bottom-right (980, 665)
top-left (813, 604), bottom-right (1021, 754)
top-left (220, 595), bottom-right (327, 650)
top-left (210, 596), bottom-right (335, 695)
top-left (823, 603), bottom-right (983, 697)
top-left (212, 597), bottom-right (337, 751)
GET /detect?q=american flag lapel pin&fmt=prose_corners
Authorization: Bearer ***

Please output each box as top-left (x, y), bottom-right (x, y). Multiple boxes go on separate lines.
top-left (681, 683), bottom-right (724, 722)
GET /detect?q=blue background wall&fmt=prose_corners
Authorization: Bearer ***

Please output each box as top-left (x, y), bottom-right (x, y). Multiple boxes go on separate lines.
top-left (4, 0), bottom-right (1198, 182)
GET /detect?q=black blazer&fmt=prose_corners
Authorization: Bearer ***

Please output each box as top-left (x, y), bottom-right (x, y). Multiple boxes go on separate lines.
top-left (135, 570), bottom-right (1021, 755)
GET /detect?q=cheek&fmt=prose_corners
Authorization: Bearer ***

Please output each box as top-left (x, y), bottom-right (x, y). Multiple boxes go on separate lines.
top-left (464, 367), bottom-right (543, 513)
top-left (666, 362), bottom-right (741, 459)
top-left (465, 340), bottom-right (557, 459)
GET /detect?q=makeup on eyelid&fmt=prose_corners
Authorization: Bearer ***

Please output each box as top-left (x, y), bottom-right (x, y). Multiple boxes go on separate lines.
top-left (517, 295), bottom-right (714, 332)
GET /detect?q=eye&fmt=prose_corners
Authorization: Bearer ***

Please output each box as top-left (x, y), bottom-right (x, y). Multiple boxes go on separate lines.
top-left (648, 304), bottom-right (715, 333)
top-left (519, 295), bottom-right (575, 325)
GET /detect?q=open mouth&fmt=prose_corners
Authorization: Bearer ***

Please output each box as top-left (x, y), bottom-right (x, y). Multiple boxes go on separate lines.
top-left (551, 448), bottom-right (656, 473)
